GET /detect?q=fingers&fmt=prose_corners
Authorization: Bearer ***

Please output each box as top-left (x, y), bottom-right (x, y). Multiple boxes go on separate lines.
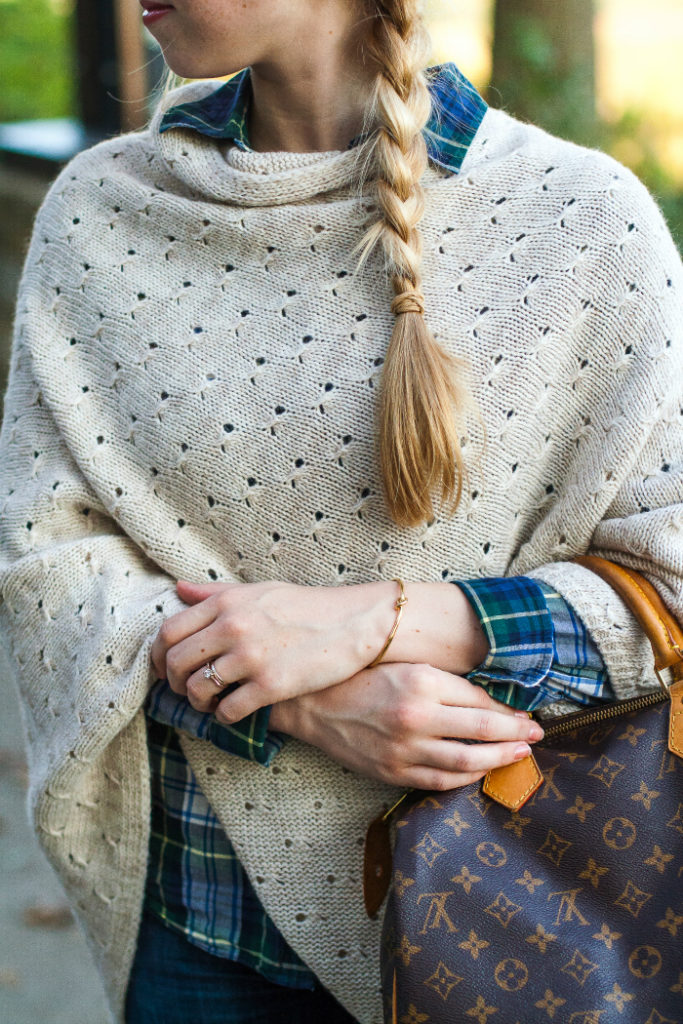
top-left (396, 767), bottom-right (487, 792)
top-left (413, 738), bottom-right (534, 775)
top-left (379, 665), bottom-right (543, 745)
top-left (432, 705), bottom-right (544, 744)
top-left (384, 663), bottom-right (523, 719)
top-left (176, 580), bottom-right (237, 605)
top-left (438, 673), bottom-right (521, 716)
top-left (163, 619), bottom-right (245, 701)
top-left (388, 735), bottom-right (537, 790)
top-left (214, 680), bottom-right (268, 725)
top-left (151, 599), bottom-right (217, 677)
top-left (185, 651), bottom-right (245, 710)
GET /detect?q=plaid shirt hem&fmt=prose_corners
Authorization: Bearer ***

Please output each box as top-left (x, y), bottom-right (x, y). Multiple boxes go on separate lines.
top-left (144, 718), bottom-right (316, 988)
top-left (455, 576), bottom-right (612, 711)
top-left (147, 679), bottom-right (284, 765)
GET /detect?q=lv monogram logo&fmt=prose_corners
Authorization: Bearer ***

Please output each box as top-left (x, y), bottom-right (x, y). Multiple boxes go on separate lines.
top-left (411, 833), bottom-right (447, 868)
top-left (614, 881), bottom-right (653, 919)
top-left (560, 949), bottom-right (599, 987)
top-left (530, 764), bottom-right (564, 804)
top-left (588, 754), bottom-right (625, 788)
top-left (628, 945), bottom-right (662, 979)
top-left (416, 892), bottom-right (457, 935)
top-left (423, 961), bottom-right (463, 1001)
top-left (655, 745), bottom-right (683, 781)
top-left (547, 888), bottom-right (590, 926)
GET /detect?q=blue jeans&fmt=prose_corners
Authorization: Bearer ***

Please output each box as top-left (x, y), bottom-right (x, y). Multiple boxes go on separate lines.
top-left (125, 911), bottom-right (358, 1024)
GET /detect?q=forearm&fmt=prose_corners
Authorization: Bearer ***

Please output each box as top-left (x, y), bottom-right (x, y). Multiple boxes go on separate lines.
top-left (368, 580), bottom-right (488, 675)
top-left (155, 576), bottom-right (489, 724)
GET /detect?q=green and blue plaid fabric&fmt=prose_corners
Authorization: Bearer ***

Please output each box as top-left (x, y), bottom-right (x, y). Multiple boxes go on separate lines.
top-left (148, 679), bottom-right (280, 764)
top-left (456, 576), bottom-right (611, 710)
top-left (145, 62), bottom-right (610, 988)
top-left (144, 716), bottom-right (315, 988)
top-left (159, 62), bottom-right (488, 174)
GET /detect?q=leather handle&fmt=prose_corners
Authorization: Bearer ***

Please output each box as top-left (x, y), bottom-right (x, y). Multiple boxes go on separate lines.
top-left (574, 555), bottom-right (683, 680)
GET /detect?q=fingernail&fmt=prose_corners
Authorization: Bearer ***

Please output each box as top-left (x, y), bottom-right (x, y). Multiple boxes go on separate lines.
top-left (515, 711), bottom-right (531, 718)
top-left (529, 724), bottom-right (544, 742)
top-left (514, 743), bottom-right (531, 760)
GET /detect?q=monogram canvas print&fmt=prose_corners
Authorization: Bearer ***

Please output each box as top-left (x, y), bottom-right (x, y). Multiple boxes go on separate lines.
top-left (383, 702), bottom-right (683, 1023)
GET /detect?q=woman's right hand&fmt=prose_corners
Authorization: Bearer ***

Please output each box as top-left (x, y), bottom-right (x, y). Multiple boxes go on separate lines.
top-left (268, 663), bottom-right (544, 791)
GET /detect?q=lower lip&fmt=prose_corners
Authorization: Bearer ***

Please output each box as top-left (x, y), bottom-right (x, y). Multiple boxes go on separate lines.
top-left (142, 7), bottom-right (174, 25)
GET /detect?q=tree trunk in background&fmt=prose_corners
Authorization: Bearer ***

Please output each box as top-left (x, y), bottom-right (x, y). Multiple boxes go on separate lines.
top-left (74, 0), bottom-right (120, 138)
top-left (491, 0), bottom-right (596, 144)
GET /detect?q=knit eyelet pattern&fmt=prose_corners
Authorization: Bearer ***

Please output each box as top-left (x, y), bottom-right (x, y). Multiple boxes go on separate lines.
top-left (1, 86), bottom-right (682, 1023)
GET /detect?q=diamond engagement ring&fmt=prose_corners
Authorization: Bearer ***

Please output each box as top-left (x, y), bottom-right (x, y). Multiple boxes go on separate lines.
top-left (203, 661), bottom-right (226, 689)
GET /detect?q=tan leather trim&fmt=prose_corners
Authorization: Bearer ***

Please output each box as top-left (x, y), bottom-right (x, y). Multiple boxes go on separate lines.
top-left (669, 678), bottom-right (683, 760)
top-left (574, 555), bottom-right (683, 673)
top-left (483, 754), bottom-right (544, 811)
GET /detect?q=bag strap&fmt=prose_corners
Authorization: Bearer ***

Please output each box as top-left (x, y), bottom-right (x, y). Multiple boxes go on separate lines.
top-left (574, 555), bottom-right (683, 684)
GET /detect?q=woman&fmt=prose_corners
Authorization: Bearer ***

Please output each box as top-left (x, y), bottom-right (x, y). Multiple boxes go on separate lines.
top-left (1, 1), bottom-right (681, 1023)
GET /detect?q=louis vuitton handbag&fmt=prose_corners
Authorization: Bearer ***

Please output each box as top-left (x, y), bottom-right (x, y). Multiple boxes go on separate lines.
top-left (365, 556), bottom-right (683, 1024)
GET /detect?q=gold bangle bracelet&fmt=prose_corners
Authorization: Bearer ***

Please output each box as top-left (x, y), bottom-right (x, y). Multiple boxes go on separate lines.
top-left (368, 578), bottom-right (407, 668)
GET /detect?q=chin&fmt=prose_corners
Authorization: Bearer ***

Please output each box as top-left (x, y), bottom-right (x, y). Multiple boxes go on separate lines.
top-left (161, 46), bottom-right (247, 82)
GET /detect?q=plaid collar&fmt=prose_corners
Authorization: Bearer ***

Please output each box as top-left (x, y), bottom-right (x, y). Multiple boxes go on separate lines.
top-left (159, 62), bottom-right (487, 175)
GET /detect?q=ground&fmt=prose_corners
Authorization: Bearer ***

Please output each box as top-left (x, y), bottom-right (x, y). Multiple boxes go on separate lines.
top-left (0, 643), bottom-right (110, 1024)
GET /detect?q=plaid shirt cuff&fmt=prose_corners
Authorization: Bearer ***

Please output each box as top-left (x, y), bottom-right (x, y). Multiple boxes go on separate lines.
top-left (146, 680), bottom-right (284, 765)
top-left (454, 576), bottom-right (611, 711)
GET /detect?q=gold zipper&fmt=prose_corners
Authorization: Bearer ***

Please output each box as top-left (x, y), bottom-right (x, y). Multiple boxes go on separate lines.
top-left (374, 690), bottom-right (670, 827)
top-left (540, 689), bottom-right (668, 741)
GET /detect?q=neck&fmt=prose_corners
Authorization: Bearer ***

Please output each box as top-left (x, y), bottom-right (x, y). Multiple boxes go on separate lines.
top-left (248, 13), bottom-right (375, 153)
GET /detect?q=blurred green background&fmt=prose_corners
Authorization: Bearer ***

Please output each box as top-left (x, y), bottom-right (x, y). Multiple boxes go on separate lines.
top-left (0, 0), bottom-right (76, 122)
top-left (0, 0), bottom-right (681, 247)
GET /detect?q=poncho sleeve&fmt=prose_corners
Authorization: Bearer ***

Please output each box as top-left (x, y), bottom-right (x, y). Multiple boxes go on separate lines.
top-left (0, 254), bottom-right (185, 798)
top-left (513, 169), bottom-right (683, 703)
top-left (0, 191), bottom-right (194, 1006)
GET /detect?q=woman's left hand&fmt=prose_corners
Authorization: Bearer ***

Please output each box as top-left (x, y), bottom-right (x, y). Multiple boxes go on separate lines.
top-left (151, 578), bottom-right (398, 724)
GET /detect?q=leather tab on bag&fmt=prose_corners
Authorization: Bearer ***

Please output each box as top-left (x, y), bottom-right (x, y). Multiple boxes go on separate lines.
top-left (669, 678), bottom-right (683, 760)
top-left (363, 812), bottom-right (393, 917)
top-left (483, 753), bottom-right (544, 811)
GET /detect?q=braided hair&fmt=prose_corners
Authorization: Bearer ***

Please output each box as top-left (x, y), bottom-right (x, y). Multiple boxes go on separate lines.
top-left (359, 0), bottom-right (474, 526)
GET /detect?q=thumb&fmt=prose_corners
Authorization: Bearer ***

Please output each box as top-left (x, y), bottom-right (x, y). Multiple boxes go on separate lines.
top-left (176, 579), bottom-right (228, 604)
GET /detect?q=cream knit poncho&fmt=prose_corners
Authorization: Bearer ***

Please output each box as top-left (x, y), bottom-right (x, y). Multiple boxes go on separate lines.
top-left (1, 82), bottom-right (682, 1023)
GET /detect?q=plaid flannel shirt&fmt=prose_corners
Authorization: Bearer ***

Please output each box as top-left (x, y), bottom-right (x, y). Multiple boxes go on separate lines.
top-left (145, 62), bottom-right (611, 988)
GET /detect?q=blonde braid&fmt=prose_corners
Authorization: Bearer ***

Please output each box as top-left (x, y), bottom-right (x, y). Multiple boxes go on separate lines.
top-left (359, 0), bottom-right (475, 526)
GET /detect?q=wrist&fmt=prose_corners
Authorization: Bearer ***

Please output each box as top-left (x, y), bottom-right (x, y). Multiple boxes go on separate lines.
top-left (340, 580), bottom-right (399, 669)
top-left (373, 581), bottom-right (488, 675)
top-left (268, 699), bottom-right (294, 735)
top-left (456, 586), bottom-right (489, 671)
top-left (268, 695), bottom-right (316, 743)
